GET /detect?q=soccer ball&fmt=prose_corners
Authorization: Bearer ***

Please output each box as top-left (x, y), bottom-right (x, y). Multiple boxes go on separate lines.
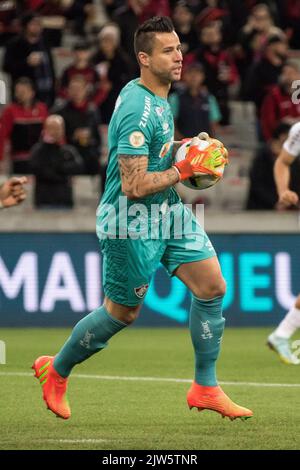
top-left (175, 137), bottom-right (224, 190)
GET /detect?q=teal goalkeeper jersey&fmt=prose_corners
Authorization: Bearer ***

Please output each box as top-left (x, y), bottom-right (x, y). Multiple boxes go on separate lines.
top-left (98, 78), bottom-right (180, 237)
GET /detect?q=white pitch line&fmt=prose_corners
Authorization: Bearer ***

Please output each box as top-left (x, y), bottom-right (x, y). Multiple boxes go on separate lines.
top-left (0, 370), bottom-right (300, 388)
top-left (44, 439), bottom-right (108, 444)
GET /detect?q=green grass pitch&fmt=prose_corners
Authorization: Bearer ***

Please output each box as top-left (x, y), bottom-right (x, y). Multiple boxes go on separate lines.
top-left (0, 327), bottom-right (300, 450)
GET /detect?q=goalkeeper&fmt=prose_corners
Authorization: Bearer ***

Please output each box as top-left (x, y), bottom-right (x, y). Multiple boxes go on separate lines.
top-left (32, 17), bottom-right (252, 421)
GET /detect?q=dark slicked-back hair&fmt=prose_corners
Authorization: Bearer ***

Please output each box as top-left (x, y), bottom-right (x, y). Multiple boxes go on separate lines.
top-left (134, 16), bottom-right (175, 59)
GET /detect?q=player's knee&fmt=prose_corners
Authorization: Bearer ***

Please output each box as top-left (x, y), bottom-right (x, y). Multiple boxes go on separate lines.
top-left (195, 276), bottom-right (226, 299)
top-left (115, 307), bottom-right (140, 325)
top-left (209, 277), bottom-right (226, 298)
top-left (122, 309), bottom-right (140, 325)
top-left (105, 298), bottom-right (140, 325)
top-left (216, 277), bottom-right (226, 297)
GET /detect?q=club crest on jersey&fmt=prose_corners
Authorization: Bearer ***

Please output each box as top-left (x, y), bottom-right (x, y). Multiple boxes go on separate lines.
top-left (129, 131), bottom-right (145, 148)
top-left (159, 141), bottom-right (172, 158)
top-left (134, 284), bottom-right (149, 299)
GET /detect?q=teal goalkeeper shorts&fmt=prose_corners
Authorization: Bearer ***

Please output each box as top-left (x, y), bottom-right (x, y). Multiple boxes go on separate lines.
top-left (99, 203), bottom-right (216, 306)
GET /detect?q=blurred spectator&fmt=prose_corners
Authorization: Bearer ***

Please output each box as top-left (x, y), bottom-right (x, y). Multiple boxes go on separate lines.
top-left (25, 0), bottom-right (67, 48)
top-left (235, 3), bottom-right (284, 81)
top-left (64, 0), bottom-right (94, 37)
top-left (220, 0), bottom-right (254, 44)
top-left (238, 4), bottom-right (280, 59)
top-left (112, 0), bottom-right (146, 64)
top-left (195, 3), bottom-right (232, 46)
top-left (171, 1), bottom-right (198, 55)
top-left (111, 0), bottom-right (170, 26)
top-left (0, 0), bottom-right (20, 46)
top-left (92, 23), bottom-right (135, 124)
top-left (246, 123), bottom-right (300, 210)
top-left (30, 0), bottom-right (95, 38)
top-left (107, 0), bottom-right (172, 52)
top-left (103, 0), bottom-right (125, 18)
top-left (59, 40), bottom-right (107, 107)
top-left (3, 12), bottom-right (56, 106)
top-left (31, 114), bottom-right (83, 209)
top-left (185, 22), bottom-right (239, 125)
top-left (260, 62), bottom-right (300, 141)
top-left (243, 33), bottom-right (288, 118)
top-left (138, 0), bottom-right (170, 23)
top-left (276, 0), bottom-right (300, 49)
top-left (0, 77), bottom-right (48, 174)
top-left (169, 62), bottom-right (221, 139)
top-left (54, 75), bottom-right (102, 176)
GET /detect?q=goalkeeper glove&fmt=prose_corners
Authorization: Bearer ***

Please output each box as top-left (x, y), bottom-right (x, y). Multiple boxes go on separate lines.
top-left (173, 136), bottom-right (228, 181)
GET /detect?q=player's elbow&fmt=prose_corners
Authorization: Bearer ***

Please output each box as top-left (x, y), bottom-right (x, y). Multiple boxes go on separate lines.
top-left (126, 192), bottom-right (139, 200)
top-left (277, 149), bottom-right (295, 168)
top-left (122, 187), bottom-right (138, 200)
top-left (122, 184), bottom-right (144, 200)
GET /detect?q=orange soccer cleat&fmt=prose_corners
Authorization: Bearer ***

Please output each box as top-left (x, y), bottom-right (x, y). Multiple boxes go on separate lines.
top-left (32, 355), bottom-right (71, 420)
top-left (187, 381), bottom-right (253, 421)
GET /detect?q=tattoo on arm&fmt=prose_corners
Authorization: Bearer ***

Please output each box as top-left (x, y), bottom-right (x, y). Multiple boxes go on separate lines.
top-left (118, 154), bottom-right (179, 199)
top-left (118, 154), bottom-right (148, 196)
top-left (152, 173), bottom-right (161, 185)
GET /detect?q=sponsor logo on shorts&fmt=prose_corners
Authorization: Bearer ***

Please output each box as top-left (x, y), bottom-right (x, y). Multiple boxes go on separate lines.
top-left (134, 284), bottom-right (149, 299)
top-left (129, 131), bottom-right (145, 148)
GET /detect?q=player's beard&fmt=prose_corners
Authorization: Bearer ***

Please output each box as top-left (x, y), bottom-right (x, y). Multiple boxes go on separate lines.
top-left (150, 64), bottom-right (180, 85)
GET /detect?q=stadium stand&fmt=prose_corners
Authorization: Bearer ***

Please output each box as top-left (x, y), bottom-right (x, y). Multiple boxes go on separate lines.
top-left (1, 0), bottom-right (300, 211)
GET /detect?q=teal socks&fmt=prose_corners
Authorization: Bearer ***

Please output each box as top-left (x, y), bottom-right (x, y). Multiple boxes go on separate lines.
top-left (53, 298), bottom-right (224, 383)
top-left (189, 295), bottom-right (225, 386)
top-left (53, 305), bottom-right (127, 377)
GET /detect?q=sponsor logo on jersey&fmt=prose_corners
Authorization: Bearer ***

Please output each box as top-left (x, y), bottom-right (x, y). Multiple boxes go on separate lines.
top-left (155, 106), bottom-right (164, 117)
top-left (129, 131), bottom-right (145, 148)
top-left (134, 284), bottom-right (149, 299)
top-left (159, 141), bottom-right (172, 158)
top-left (139, 96), bottom-right (151, 128)
top-left (162, 122), bottom-right (170, 134)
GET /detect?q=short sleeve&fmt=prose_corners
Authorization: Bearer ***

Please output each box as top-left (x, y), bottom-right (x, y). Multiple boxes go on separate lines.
top-left (283, 122), bottom-right (300, 158)
top-left (116, 102), bottom-right (156, 156)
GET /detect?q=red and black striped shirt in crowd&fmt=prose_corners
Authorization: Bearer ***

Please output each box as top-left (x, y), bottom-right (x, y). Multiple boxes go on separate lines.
top-left (0, 100), bottom-right (48, 162)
